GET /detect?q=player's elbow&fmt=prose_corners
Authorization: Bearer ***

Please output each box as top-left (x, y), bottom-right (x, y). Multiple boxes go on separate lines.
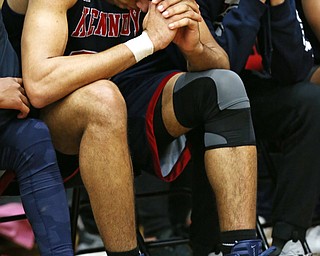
top-left (24, 79), bottom-right (51, 109)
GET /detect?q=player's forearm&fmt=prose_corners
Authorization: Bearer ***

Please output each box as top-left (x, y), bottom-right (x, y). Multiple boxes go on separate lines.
top-left (184, 43), bottom-right (230, 72)
top-left (23, 44), bottom-right (136, 108)
top-left (180, 20), bottom-right (230, 71)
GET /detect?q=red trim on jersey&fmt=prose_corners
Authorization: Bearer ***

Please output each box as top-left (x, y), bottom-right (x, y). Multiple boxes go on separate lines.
top-left (145, 72), bottom-right (192, 182)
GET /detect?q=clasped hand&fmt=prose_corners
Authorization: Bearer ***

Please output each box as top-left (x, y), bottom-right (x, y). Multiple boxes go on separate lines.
top-left (104, 0), bottom-right (203, 53)
top-left (143, 0), bottom-right (202, 52)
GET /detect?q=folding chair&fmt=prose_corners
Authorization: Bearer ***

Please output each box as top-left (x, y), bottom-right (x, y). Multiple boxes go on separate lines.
top-left (0, 164), bottom-right (271, 255)
top-left (73, 185), bottom-right (192, 256)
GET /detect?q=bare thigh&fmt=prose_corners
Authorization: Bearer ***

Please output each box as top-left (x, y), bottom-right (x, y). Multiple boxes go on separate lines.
top-left (161, 72), bottom-right (190, 137)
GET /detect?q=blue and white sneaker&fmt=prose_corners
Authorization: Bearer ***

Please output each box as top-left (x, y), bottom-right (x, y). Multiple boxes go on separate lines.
top-left (226, 239), bottom-right (276, 256)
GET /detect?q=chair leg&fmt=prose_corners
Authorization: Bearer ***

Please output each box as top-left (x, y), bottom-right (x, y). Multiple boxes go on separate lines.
top-left (70, 187), bottom-right (81, 251)
top-left (256, 216), bottom-right (269, 251)
top-left (137, 229), bottom-right (151, 256)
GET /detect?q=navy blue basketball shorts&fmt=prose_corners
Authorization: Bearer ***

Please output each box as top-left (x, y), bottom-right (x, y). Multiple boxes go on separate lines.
top-left (113, 71), bottom-right (191, 182)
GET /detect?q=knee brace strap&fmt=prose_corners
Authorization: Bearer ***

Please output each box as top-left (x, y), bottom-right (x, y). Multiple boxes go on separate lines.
top-left (173, 69), bottom-right (255, 149)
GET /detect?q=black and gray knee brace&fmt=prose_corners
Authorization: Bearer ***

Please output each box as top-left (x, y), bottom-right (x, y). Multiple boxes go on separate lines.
top-left (173, 69), bottom-right (255, 150)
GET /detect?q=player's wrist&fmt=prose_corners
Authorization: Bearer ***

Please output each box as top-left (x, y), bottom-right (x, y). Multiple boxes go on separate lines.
top-left (124, 31), bottom-right (154, 62)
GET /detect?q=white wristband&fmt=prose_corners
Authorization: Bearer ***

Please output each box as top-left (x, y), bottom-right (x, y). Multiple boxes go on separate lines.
top-left (124, 31), bottom-right (154, 63)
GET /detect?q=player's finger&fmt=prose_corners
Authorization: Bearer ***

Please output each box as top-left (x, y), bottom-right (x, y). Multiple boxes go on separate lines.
top-left (18, 86), bottom-right (27, 96)
top-left (168, 16), bottom-right (198, 30)
top-left (13, 77), bottom-right (23, 85)
top-left (16, 102), bottom-right (30, 119)
top-left (162, 3), bottom-right (201, 22)
top-left (20, 94), bottom-right (31, 108)
top-left (166, 10), bottom-right (201, 28)
top-left (156, 0), bottom-right (199, 14)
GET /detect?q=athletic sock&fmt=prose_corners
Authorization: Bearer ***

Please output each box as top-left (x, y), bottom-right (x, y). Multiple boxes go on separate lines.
top-left (220, 229), bottom-right (257, 254)
top-left (106, 247), bottom-right (140, 256)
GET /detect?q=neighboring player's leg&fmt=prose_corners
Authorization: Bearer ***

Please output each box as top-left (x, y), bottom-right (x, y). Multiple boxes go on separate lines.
top-left (0, 11), bottom-right (73, 255)
top-left (244, 72), bottom-right (320, 254)
top-left (40, 80), bottom-right (139, 255)
top-left (0, 118), bottom-right (73, 256)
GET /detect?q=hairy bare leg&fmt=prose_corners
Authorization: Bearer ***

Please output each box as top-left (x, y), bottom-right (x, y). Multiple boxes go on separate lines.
top-left (41, 80), bottom-right (137, 252)
top-left (161, 74), bottom-right (257, 231)
top-left (205, 146), bottom-right (257, 231)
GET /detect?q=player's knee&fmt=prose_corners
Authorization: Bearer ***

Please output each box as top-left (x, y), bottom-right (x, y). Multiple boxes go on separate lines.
top-left (208, 69), bottom-right (249, 110)
top-left (9, 119), bottom-right (57, 176)
top-left (173, 69), bottom-right (249, 128)
top-left (16, 119), bottom-right (51, 144)
top-left (76, 80), bottom-right (127, 127)
top-left (204, 70), bottom-right (254, 148)
top-left (173, 69), bottom-right (255, 149)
